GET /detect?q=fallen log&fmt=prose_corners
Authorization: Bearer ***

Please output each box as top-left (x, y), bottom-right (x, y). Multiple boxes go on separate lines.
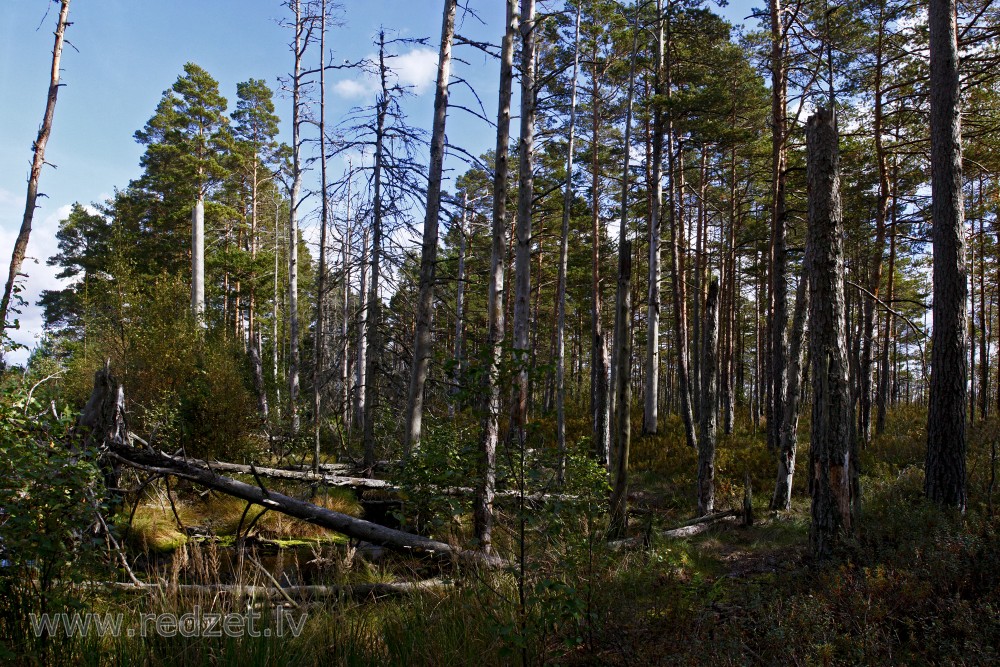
top-left (198, 457), bottom-right (578, 503)
top-left (107, 443), bottom-right (500, 567)
top-left (610, 509), bottom-right (740, 550)
top-left (101, 578), bottom-right (452, 601)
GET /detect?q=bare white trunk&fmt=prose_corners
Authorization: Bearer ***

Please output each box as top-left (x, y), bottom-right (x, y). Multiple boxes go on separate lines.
top-left (555, 4), bottom-right (581, 483)
top-left (475, 0), bottom-right (516, 555)
top-left (192, 195), bottom-right (206, 322)
top-left (404, 0), bottom-right (459, 454)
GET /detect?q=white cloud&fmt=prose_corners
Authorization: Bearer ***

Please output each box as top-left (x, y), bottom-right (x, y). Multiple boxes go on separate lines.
top-left (393, 47), bottom-right (438, 94)
top-left (332, 47), bottom-right (439, 99)
top-left (1, 203), bottom-right (71, 366)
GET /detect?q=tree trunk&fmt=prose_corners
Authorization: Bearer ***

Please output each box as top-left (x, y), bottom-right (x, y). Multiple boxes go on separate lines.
top-left (511, 0), bottom-right (536, 446)
top-left (609, 5), bottom-right (638, 431)
top-left (450, 192), bottom-right (468, 419)
top-left (363, 32), bottom-right (391, 470)
top-left (925, 0), bottom-right (967, 511)
top-left (772, 272), bottom-right (808, 510)
top-left (404, 0), bottom-right (458, 454)
top-left (313, 0), bottom-right (330, 473)
top-left (354, 229), bottom-right (369, 433)
top-left (1, 0), bottom-right (71, 354)
top-left (768, 0), bottom-right (789, 456)
top-left (609, 240), bottom-right (632, 539)
top-left (474, 0), bottom-right (516, 555)
top-left (643, 0), bottom-right (665, 436)
top-left (555, 3), bottom-right (581, 483)
top-left (806, 108), bottom-right (853, 559)
top-left (287, 0), bottom-right (306, 434)
top-left (590, 36), bottom-right (611, 468)
top-left (697, 277), bottom-right (719, 516)
top-left (668, 132), bottom-right (696, 449)
top-left (192, 195), bottom-right (206, 322)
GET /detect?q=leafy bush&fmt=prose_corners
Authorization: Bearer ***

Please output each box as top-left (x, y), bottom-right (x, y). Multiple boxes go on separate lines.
top-left (0, 381), bottom-right (108, 660)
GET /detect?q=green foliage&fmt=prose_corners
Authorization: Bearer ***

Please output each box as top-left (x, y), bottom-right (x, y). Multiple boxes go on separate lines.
top-left (60, 274), bottom-right (260, 461)
top-left (393, 421), bottom-right (476, 538)
top-left (0, 381), bottom-right (108, 660)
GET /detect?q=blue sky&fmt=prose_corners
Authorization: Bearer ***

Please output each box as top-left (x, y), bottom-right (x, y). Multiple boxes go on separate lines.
top-left (1, 0), bottom-right (756, 364)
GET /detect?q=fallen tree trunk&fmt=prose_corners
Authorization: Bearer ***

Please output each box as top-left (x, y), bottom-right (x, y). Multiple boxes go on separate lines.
top-left (107, 443), bottom-right (499, 567)
top-left (197, 456), bottom-right (578, 503)
top-left (101, 578), bottom-right (452, 601)
top-left (610, 509), bottom-right (740, 550)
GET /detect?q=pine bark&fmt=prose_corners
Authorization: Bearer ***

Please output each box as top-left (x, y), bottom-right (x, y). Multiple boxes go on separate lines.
top-left (806, 108), bottom-right (853, 559)
top-left (555, 4), bottom-right (581, 483)
top-left (697, 277), bottom-right (720, 516)
top-left (925, 0), bottom-right (967, 511)
top-left (609, 240), bottom-right (632, 538)
top-left (772, 272), bottom-right (808, 510)
top-left (642, 1), bottom-right (664, 436)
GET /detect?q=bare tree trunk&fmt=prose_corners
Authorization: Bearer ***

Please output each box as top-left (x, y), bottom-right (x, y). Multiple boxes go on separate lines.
top-left (609, 239), bottom-right (633, 539)
top-left (978, 179), bottom-right (988, 420)
top-left (697, 276), bottom-right (719, 516)
top-left (287, 0), bottom-right (307, 434)
top-left (511, 0), bottom-right (537, 449)
top-left (354, 228), bottom-right (369, 433)
top-left (1, 0), bottom-right (72, 353)
top-left (313, 0), bottom-right (331, 473)
top-left (772, 272), bottom-right (808, 510)
top-left (474, 0), bottom-right (516, 555)
top-left (192, 196), bottom-right (206, 322)
top-left (404, 0), bottom-right (459, 454)
top-left (668, 134), bottom-right (696, 449)
top-left (875, 159), bottom-right (898, 434)
top-left (363, 32), bottom-right (391, 470)
top-left (806, 107), bottom-right (853, 559)
top-left (857, 20), bottom-right (891, 446)
top-left (609, 5), bottom-right (638, 431)
top-left (555, 3), bottom-right (581, 485)
top-left (341, 174), bottom-right (352, 428)
top-left (925, 0), bottom-right (967, 511)
top-left (643, 2), bottom-right (665, 436)
top-left (590, 39), bottom-right (611, 468)
top-left (768, 0), bottom-right (789, 456)
top-left (450, 192), bottom-right (468, 419)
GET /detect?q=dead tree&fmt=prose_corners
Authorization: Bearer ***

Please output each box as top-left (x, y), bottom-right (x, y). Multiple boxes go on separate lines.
top-left (1, 0), bottom-right (72, 358)
top-left (806, 108), bottom-right (853, 559)
top-left (403, 0), bottom-right (459, 454)
top-left (474, 0), bottom-right (517, 555)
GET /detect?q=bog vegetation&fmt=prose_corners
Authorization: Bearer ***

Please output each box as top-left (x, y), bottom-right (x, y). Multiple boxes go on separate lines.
top-left (2, 0), bottom-right (999, 664)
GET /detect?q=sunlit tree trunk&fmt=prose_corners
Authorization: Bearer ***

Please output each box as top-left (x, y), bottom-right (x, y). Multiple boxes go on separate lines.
top-left (698, 276), bottom-right (719, 516)
top-left (1, 0), bottom-right (72, 350)
top-left (554, 3), bottom-right (581, 483)
top-left (806, 107), bottom-right (853, 559)
top-left (642, 1), bottom-right (664, 436)
top-left (404, 0), bottom-right (458, 454)
top-left (474, 0), bottom-right (516, 555)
